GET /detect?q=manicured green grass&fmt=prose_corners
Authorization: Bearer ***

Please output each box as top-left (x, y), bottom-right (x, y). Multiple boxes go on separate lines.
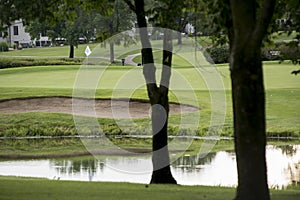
top-left (0, 62), bottom-right (298, 91)
top-left (0, 62), bottom-right (298, 137)
top-left (0, 138), bottom-right (87, 158)
top-left (0, 138), bottom-right (232, 159)
top-left (0, 176), bottom-right (299, 200)
top-left (0, 43), bottom-right (99, 58)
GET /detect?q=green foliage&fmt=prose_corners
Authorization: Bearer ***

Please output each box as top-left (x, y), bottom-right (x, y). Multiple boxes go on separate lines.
top-left (207, 46), bottom-right (229, 64)
top-left (0, 57), bottom-right (82, 69)
top-left (0, 42), bottom-right (8, 52)
top-left (207, 43), bottom-right (300, 64)
top-left (262, 42), bottom-right (300, 62)
top-left (94, 0), bottom-right (134, 42)
top-left (278, 41), bottom-right (300, 64)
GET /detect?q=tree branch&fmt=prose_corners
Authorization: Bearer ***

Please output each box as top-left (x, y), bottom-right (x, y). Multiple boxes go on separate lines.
top-left (160, 29), bottom-right (172, 90)
top-left (123, 0), bottom-right (136, 12)
top-left (253, 0), bottom-right (276, 45)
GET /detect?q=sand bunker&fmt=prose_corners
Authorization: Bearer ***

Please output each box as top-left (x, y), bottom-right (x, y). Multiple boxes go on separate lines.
top-left (0, 97), bottom-right (199, 118)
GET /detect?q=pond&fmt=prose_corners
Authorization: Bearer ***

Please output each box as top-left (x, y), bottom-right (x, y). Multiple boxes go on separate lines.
top-left (0, 144), bottom-right (299, 189)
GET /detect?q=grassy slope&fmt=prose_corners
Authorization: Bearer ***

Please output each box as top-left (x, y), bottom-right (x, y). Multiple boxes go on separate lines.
top-left (0, 176), bottom-right (299, 200)
top-left (0, 137), bottom-right (236, 158)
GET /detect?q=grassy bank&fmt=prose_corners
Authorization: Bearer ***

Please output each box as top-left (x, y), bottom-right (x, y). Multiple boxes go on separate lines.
top-left (0, 137), bottom-right (236, 159)
top-left (1, 137), bottom-right (299, 159)
top-left (0, 176), bottom-right (299, 200)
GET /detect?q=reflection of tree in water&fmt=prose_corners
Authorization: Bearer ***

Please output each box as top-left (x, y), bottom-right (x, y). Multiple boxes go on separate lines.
top-left (172, 152), bottom-right (217, 171)
top-left (276, 145), bottom-right (298, 157)
top-left (289, 161), bottom-right (300, 186)
top-left (282, 145), bottom-right (300, 186)
top-left (51, 158), bottom-right (101, 175)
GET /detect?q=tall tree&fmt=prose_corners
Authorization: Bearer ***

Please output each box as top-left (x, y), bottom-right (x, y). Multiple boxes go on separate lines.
top-left (124, 0), bottom-right (187, 184)
top-left (207, 0), bottom-right (276, 199)
top-left (0, 0), bottom-right (111, 58)
top-left (53, 4), bottom-right (98, 58)
top-left (94, 0), bottom-right (134, 63)
top-left (230, 1), bottom-right (276, 199)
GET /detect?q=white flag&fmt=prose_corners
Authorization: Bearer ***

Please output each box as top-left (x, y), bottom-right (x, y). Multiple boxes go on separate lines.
top-left (85, 46), bottom-right (91, 57)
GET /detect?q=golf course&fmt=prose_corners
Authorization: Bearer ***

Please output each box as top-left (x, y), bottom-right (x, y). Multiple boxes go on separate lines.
top-left (0, 43), bottom-right (299, 139)
top-left (0, 42), bottom-right (299, 199)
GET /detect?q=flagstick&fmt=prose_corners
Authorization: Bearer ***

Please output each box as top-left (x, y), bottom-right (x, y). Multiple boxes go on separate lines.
top-left (85, 45), bottom-right (92, 66)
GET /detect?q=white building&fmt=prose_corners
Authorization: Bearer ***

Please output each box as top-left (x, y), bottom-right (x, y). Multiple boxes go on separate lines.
top-left (0, 20), bottom-right (50, 48)
top-left (0, 32), bottom-right (6, 43)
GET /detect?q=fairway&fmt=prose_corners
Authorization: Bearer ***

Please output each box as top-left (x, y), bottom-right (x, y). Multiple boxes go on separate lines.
top-left (0, 61), bottom-right (299, 136)
top-left (0, 62), bottom-right (298, 90)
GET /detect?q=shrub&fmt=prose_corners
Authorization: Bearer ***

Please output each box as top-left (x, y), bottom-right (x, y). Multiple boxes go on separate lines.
top-left (207, 46), bottom-right (229, 64)
top-left (206, 42), bottom-right (299, 64)
top-left (0, 42), bottom-right (9, 52)
top-left (278, 42), bottom-right (300, 64)
top-left (262, 41), bottom-right (300, 63)
top-left (0, 57), bottom-right (83, 69)
top-left (261, 48), bottom-right (281, 61)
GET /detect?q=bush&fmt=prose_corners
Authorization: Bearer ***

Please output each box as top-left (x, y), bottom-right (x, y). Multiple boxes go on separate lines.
top-left (206, 46), bottom-right (229, 64)
top-left (0, 57), bottom-right (83, 69)
top-left (261, 48), bottom-right (281, 61)
top-left (0, 42), bottom-right (9, 52)
top-left (278, 41), bottom-right (300, 64)
top-left (262, 41), bottom-right (300, 63)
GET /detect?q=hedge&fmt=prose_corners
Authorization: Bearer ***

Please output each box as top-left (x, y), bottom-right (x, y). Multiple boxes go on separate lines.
top-left (206, 42), bottom-right (300, 64)
top-left (0, 57), bottom-right (83, 69)
top-left (0, 42), bottom-right (9, 52)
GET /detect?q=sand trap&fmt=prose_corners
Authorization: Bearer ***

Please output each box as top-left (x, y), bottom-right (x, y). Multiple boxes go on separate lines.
top-left (0, 97), bottom-right (199, 118)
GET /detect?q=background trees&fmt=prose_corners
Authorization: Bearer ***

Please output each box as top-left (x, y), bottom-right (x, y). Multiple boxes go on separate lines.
top-left (94, 0), bottom-right (134, 62)
top-left (0, 0), bottom-right (109, 58)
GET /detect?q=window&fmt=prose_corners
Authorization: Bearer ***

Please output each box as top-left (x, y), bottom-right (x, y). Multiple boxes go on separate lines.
top-left (41, 30), bottom-right (47, 37)
top-left (13, 26), bottom-right (18, 35)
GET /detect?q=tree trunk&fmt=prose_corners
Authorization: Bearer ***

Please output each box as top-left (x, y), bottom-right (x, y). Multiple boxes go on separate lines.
top-left (69, 44), bottom-right (74, 58)
top-left (230, 53), bottom-right (269, 200)
top-left (150, 89), bottom-right (176, 184)
top-left (110, 42), bottom-right (114, 63)
top-left (129, 0), bottom-right (176, 184)
top-left (229, 1), bottom-right (276, 199)
top-left (177, 31), bottom-right (182, 45)
top-left (150, 29), bottom-right (176, 184)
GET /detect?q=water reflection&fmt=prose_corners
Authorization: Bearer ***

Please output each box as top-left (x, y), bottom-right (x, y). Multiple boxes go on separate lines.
top-left (0, 145), bottom-right (299, 188)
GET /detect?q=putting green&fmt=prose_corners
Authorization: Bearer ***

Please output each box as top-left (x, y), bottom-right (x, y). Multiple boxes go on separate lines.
top-left (0, 62), bottom-right (298, 90)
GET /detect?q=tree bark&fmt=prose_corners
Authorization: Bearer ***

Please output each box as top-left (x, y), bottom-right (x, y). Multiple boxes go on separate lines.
top-left (150, 29), bottom-right (176, 184)
top-left (109, 42), bottom-right (114, 63)
top-left (128, 0), bottom-right (176, 184)
top-left (177, 31), bottom-right (182, 45)
top-left (230, 52), bottom-right (269, 200)
top-left (229, 0), bottom-right (276, 199)
top-left (69, 44), bottom-right (74, 58)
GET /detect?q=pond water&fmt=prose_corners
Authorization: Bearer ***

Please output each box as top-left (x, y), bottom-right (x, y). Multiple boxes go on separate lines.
top-left (0, 145), bottom-right (299, 189)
